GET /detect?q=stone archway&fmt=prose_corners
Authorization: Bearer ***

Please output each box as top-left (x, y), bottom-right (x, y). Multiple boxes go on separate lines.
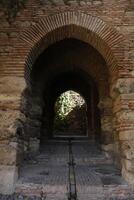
top-left (0, 11), bottom-right (134, 195)
top-left (21, 11), bottom-right (125, 85)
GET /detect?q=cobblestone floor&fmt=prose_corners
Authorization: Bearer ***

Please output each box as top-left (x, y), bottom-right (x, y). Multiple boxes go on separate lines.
top-left (1, 140), bottom-right (134, 200)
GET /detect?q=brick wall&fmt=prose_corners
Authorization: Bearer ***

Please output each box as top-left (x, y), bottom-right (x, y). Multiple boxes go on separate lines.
top-left (0, 0), bottom-right (134, 194)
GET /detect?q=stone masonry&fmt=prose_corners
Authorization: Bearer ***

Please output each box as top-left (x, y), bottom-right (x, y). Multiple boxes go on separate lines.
top-left (0, 0), bottom-right (134, 196)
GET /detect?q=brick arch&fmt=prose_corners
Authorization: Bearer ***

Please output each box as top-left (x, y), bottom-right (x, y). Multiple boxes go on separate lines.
top-left (20, 11), bottom-right (125, 85)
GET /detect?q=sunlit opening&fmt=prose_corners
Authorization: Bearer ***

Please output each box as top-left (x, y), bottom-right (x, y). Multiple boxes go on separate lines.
top-left (53, 90), bottom-right (88, 137)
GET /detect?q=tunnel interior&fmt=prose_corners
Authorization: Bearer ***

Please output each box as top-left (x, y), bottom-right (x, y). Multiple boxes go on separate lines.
top-left (41, 70), bottom-right (101, 140)
top-left (23, 38), bottom-right (110, 147)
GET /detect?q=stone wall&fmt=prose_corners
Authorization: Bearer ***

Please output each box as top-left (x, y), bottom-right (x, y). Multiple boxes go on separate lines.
top-left (0, 77), bottom-right (25, 194)
top-left (0, 0), bottom-right (134, 194)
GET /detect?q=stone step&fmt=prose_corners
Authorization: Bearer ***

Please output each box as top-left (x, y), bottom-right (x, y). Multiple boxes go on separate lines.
top-left (14, 183), bottom-right (133, 200)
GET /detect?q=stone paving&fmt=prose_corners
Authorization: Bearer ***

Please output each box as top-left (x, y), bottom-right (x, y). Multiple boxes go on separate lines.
top-left (2, 140), bottom-right (134, 200)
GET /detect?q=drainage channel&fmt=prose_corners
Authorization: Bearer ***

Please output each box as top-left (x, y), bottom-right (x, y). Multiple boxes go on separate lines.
top-left (67, 139), bottom-right (78, 200)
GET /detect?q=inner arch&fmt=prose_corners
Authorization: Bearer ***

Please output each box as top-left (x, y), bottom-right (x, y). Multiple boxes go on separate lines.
top-left (23, 38), bottom-right (109, 144)
top-left (53, 90), bottom-right (88, 138)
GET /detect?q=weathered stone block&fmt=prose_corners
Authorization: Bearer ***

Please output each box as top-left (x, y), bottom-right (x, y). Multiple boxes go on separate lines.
top-left (0, 140), bottom-right (24, 165)
top-left (0, 94), bottom-right (20, 110)
top-left (122, 158), bottom-right (134, 173)
top-left (116, 111), bottom-right (134, 122)
top-left (111, 78), bottom-right (134, 98)
top-left (79, 1), bottom-right (86, 6)
top-left (0, 144), bottom-right (17, 165)
top-left (0, 165), bottom-right (18, 194)
top-left (119, 130), bottom-right (134, 141)
top-left (121, 140), bottom-right (134, 160)
top-left (122, 166), bottom-right (134, 185)
top-left (0, 111), bottom-right (24, 139)
top-left (93, 1), bottom-right (102, 5)
top-left (101, 118), bottom-right (113, 132)
top-left (0, 76), bottom-right (26, 94)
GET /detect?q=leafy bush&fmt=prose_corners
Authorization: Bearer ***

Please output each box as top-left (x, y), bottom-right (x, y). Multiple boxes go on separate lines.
top-left (54, 90), bottom-right (85, 131)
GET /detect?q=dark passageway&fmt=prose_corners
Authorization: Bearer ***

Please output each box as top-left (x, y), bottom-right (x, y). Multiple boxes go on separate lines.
top-left (40, 70), bottom-right (101, 141)
top-left (24, 38), bottom-right (103, 143)
top-left (15, 38), bottom-right (131, 199)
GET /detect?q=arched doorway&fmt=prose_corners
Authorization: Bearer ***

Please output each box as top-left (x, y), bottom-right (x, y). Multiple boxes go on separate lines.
top-left (18, 39), bottom-right (122, 199)
top-left (2, 12), bottom-right (133, 197)
top-left (24, 38), bottom-right (103, 145)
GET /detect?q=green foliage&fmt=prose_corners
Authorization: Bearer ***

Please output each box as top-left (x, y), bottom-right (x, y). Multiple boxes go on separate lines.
top-left (0, 0), bottom-right (26, 21)
top-left (54, 91), bottom-right (85, 130)
top-left (55, 91), bottom-right (84, 120)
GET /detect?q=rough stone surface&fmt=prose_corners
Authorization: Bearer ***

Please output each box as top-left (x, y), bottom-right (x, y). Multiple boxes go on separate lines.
top-left (14, 141), bottom-right (134, 199)
top-left (119, 130), bottom-right (134, 141)
top-left (0, 111), bottom-right (24, 140)
top-left (0, 145), bottom-right (17, 165)
top-left (122, 167), bottom-right (134, 186)
top-left (121, 141), bottom-right (134, 160)
top-left (0, 77), bottom-right (26, 94)
top-left (0, 165), bottom-right (18, 195)
top-left (0, 0), bottom-right (134, 194)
